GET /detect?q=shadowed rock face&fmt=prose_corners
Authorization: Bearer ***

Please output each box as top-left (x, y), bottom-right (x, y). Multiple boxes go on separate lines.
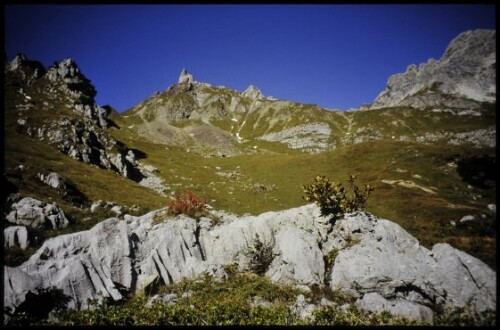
top-left (371, 29), bottom-right (496, 109)
top-left (4, 204), bottom-right (496, 323)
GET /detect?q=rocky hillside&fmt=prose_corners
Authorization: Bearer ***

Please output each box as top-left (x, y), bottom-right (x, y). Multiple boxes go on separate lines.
top-left (370, 29), bottom-right (496, 110)
top-left (119, 68), bottom-right (346, 156)
top-left (4, 54), bottom-right (165, 194)
top-left (111, 30), bottom-right (495, 157)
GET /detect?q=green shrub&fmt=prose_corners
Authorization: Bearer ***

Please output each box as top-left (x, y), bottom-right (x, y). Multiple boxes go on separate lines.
top-left (244, 234), bottom-right (274, 275)
top-left (302, 175), bottom-right (373, 218)
top-left (167, 190), bottom-right (207, 219)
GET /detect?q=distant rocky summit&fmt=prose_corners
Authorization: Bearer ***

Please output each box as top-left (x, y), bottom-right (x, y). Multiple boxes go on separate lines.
top-left (242, 85), bottom-right (264, 100)
top-left (178, 68), bottom-right (194, 84)
top-left (371, 29), bottom-right (495, 109)
top-left (4, 204), bottom-right (495, 324)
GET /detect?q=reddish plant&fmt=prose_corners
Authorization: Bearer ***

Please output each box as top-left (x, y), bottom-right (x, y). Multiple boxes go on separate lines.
top-left (167, 190), bottom-right (207, 219)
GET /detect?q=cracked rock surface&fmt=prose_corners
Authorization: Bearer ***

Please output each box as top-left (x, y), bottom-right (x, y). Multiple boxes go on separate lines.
top-left (4, 204), bottom-right (496, 322)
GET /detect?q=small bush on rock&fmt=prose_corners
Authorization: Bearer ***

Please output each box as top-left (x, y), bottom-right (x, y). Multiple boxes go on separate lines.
top-left (244, 234), bottom-right (274, 275)
top-left (302, 175), bottom-right (373, 218)
top-left (167, 190), bottom-right (207, 219)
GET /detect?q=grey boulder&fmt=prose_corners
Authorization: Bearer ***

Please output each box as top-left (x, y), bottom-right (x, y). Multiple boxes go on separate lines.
top-left (38, 172), bottom-right (65, 190)
top-left (5, 197), bottom-right (69, 230)
top-left (4, 226), bottom-right (30, 250)
top-left (329, 211), bottom-right (496, 322)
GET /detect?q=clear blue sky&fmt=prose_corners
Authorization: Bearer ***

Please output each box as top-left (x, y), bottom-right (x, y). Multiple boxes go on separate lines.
top-left (5, 4), bottom-right (496, 112)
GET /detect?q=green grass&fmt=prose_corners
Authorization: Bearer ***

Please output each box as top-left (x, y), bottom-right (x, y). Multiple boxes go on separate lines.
top-left (114, 106), bottom-right (497, 266)
top-left (12, 271), bottom-right (493, 326)
top-left (107, 117), bottom-right (497, 268)
top-left (348, 106), bottom-right (495, 139)
top-left (29, 272), bottom-right (423, 326)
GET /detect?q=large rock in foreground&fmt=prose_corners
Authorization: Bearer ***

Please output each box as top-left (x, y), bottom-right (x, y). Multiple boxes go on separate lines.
top-left (329, 212), bottom-right (496, 322)
top-left (3, 204), bottom-right (496, 323)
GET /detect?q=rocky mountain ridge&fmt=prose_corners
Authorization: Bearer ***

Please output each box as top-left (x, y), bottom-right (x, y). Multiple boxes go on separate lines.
top-left (371, 29), bottom-right (495, 110)
top-left (5, 54), bottom-right (166, 194)
top-left (117, 30), bottom-right (495, 156)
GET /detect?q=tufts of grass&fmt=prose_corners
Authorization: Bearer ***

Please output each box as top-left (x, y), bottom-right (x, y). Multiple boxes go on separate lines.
top-left (36, 272), bottom-right (434, 326)
top-left (8, 270), bottom-right (495, 326)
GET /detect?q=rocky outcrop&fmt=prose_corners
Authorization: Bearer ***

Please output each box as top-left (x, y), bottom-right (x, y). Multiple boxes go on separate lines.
top-left (136, 164), bottom-right (167, 196)
top-left (37, 172), bottom-right (88, 207)
top-left (6, 54), bottom-right (109, 130)
top-left (242, 85), bottom-right (264, 100)
top-left (329, 212), bottom-right (496, 322)
top-left (5, 54), bottom-right (160, 185)
top-left (89, 200), bottom-right (140, 216)
top-left (3, 210), bottom-right (225, 316)
top-left (259, 123), bottom-right (333, 153)
top-left (21, 113), bottom-right (158, 186)
top-left (38, 172), bottom-right (66, 190)
top-left (371, 29), bottom-right (496, 110)
top-left (46, 58), bottom-right (97, 107)
top-left (178, 68), bottom-right (194, 84)
top-left (6, 54), bottom-right (46, 85)
top-left (39, 116), bottom-right (128, 175)
top-left (4, 226), bottom-right (30, 250)
top-left (5, 197), bottom-right (69, 230)
top-left (4, 204), bottom-right (495, 323)
top-left (163, 69), bottom-right (195, 96)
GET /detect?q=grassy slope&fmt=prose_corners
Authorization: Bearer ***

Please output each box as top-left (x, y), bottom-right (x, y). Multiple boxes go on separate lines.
top-left (111, 102), bottom-right (496, 268)
top-left (5, 75), bottom-right (496, 269)
top-left (4, 78), bottom-right (496, 326)
top-left (4, 75), bottom-right (168, 260)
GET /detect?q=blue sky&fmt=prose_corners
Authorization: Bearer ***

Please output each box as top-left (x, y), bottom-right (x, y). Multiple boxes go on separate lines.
top-left (5, 5), bottom-right (496, 112)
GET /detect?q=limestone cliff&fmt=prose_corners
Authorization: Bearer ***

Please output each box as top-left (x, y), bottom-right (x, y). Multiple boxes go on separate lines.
top-left (371, 29), bottom-right (495, 110)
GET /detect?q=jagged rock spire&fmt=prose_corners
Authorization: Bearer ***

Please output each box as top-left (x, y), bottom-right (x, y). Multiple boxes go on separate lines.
top-left (178, 68), bottom-right (194, 84)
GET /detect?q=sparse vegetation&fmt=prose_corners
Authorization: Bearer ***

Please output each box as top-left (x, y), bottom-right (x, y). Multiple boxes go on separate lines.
top-left (6, 270), bottom-right (496, 326)
top-left (302, 175), bottom-right (373, 218)
top-left (244, 234), bottom-right (274, 275)
top-left (31, 272), bottom-right (428, 326)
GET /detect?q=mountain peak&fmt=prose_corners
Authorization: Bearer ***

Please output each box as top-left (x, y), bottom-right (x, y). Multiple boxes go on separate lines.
top-left (242, 85), bottom-right (263, 100)
top-left (7, 53), bottom-right (46, 75)
top-left (44, 57), bottom-right (98, 107)
top-left (442, 29), bottom-right (495, 61)
top-left (370, 29), bottom-right (496, 109)
top-left (178, 68), bottom-right (195, 84)
top-left (47, 57), bottom-right (84, 81)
